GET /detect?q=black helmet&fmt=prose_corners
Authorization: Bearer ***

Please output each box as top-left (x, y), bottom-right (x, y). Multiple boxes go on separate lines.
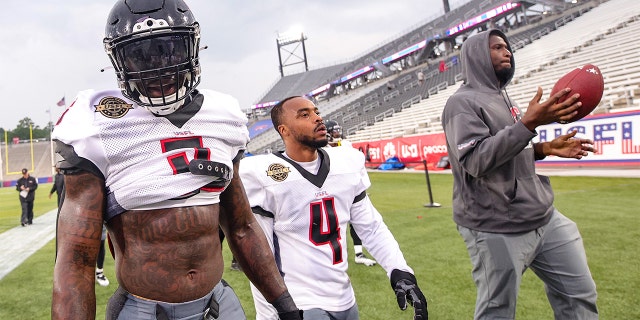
top-left (324, 120), bottom-right (342, 135)
top-left (103, 0), bottom-right (201, 115)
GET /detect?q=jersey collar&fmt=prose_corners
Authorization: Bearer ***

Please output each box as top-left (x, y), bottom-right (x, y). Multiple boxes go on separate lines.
top-left (274, 148), bottom-right (330, 188)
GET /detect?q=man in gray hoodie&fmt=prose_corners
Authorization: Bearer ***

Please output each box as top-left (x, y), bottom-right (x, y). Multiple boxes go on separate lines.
top-left (442, 29), bottom-right (598, 319)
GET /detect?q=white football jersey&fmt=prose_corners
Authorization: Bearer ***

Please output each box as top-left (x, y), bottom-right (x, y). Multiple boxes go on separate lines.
top-left (240, 147), bottom-right (412, 318)
top-left (335, 138), bottom-right (353, 148)
top-left (53, 89), bottom-right (249, 219)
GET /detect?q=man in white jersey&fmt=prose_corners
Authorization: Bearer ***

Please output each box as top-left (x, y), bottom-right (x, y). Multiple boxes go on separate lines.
top-left (324, 120), bottom-right (377, 267)
top-left (325, 120), bottom-right (352, 148)
top-left (51, 1), bottom-right (301, 319)
top-left (240, 96), bottom-right (428, 320)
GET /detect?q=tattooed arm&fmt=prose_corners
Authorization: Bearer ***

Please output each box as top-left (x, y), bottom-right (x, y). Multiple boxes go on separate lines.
top-left (52, 172), bottom-right (105, 320)
top-left (219, 159), bottom-right (289, 302)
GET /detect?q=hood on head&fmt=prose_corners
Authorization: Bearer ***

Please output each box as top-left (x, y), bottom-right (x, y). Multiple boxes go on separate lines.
top-left (460, 29), bottom-right (514, 91)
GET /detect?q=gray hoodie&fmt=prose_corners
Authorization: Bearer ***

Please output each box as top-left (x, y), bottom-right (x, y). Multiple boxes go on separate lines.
top-left (441, 29), bottom-right (554, 233)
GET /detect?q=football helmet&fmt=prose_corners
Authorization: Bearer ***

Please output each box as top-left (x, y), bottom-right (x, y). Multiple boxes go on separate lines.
top-left (324, 120), bottom-right (342, 138)
top-left (103, 0), bottom-right (201, 115)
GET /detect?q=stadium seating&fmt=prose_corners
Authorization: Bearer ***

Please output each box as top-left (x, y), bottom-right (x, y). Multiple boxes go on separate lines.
top-left (349, 85), bottom-right (459, 142)
top-left (258, 63), bottom-right (349, 105)
top-left (507, 0), bottom-right (640, 114)
top-left (330, 0), bottom-right (516, 78)
top-left (1, 141), bottom-right (54, 182)
top-left (341, 0), bottom-right (640, 146)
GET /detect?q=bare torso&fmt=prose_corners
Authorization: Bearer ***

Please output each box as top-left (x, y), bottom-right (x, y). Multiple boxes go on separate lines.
top-left (106, 205), bottom-right (223, 302)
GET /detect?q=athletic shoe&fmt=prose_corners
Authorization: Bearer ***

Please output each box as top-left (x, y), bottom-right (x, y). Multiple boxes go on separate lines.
top-left (230, 260), bottom-right (241, 271)
top-left (96, 272), bottom-right (110, 286)
top-left (355, 253), bottom-right (377, 266)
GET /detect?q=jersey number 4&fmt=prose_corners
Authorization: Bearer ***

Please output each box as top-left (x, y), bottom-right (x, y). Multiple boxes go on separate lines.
top-left (309, 198), bottom-right (343, 264)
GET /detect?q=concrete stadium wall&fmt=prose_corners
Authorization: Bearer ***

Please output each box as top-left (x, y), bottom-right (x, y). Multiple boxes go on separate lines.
top-left (1, 141), bottom-right (54, 188)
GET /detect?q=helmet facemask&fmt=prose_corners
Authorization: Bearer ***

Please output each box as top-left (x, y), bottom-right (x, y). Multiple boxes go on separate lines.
top-left (331, 125), bottom-right (342, 138)
top-left (324, 120), bottom-right (341, 139)
top-left (105, 18), bottom-right (201, 115)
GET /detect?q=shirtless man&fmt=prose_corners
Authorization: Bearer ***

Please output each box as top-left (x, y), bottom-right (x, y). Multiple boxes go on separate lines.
top-left (51, 1), bottom-right (301, 319)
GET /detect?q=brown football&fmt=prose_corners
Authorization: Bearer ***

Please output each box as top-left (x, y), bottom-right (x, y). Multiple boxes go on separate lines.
top-left (550, 64), bottom-right (604, 123)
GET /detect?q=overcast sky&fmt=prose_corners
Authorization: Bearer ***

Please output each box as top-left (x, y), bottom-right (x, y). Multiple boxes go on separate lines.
top-left (0, 0), bottom-right (469, 130)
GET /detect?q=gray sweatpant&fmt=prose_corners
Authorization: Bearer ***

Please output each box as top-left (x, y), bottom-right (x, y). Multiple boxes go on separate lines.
top-left (458, 209), bottom-right (598, 320)
top-left (303, 303), bottom-right (360, 320)
top-left (115, 280), bottom-right (245, 320)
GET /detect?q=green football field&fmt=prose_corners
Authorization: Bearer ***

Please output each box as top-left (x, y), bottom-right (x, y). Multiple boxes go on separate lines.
top-left (0, 171), bottom-right (638, 319)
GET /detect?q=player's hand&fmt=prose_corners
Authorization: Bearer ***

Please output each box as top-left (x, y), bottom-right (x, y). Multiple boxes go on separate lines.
top-left (521, 87), bottom-right (580, 130)
top-left (278, 310), bottom-right (303, 320)
top-left (546, 130), bottom-right (596, 159)
top-left (390, 269), bottom-right (428, 320)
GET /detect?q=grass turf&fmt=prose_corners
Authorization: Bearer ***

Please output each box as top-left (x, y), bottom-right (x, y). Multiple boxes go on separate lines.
top-left (0, 172), bottom-right (639, 319)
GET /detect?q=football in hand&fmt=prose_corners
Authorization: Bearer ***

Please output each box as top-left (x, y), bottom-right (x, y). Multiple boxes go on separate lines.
top-left (550, 64), bottom-right (604, 123)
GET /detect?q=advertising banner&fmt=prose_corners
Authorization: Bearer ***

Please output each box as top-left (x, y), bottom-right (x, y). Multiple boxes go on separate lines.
top-left (352, 133), bottom-right (448, 169)
top-left (351, 110), bottom-right (640, 168)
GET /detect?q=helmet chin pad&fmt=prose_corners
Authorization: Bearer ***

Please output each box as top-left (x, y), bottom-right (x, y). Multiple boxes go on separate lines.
top-left (138, 86), bottom-right (188, 115)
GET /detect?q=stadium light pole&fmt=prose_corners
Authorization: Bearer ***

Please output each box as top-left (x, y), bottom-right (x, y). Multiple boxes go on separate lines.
top-left (48, 106), bottom-right (55, 177)
top-left (276, 27), bottom-right (309, 77)
top-left (29, 123), bottom-right (35, 173)
top-left (2, 131), bottom-right (6, 181)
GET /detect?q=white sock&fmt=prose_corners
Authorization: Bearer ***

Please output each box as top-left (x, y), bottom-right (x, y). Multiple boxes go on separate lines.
top-left (354, 245), bottom-right (363, 255)
top-left (96, 268), bottom-right (104, 274)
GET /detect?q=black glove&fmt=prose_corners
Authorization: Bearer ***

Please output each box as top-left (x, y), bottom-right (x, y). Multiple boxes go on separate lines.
top-left (278, 310), bottom-right (303, 320)
top-left (390, 269), bottom-right (428, 320)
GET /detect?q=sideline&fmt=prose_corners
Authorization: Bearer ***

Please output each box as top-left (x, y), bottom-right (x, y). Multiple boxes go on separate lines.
top-left (0, 209), bottom-right (57, 280)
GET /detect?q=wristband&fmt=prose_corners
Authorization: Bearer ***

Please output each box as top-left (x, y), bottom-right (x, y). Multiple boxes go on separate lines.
top-left (271, 291), bottom-right (298, 314)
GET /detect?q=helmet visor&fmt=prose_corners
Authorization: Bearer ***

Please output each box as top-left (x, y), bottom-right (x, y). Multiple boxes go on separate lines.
top-left (121, 35), bottom-right (190, 72)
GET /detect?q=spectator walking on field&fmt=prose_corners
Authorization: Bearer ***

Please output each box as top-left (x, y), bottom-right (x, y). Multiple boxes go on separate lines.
top-left (49, 166), bottom-right (64, 208)
top-left (17, 168), bottom-right (37, 226)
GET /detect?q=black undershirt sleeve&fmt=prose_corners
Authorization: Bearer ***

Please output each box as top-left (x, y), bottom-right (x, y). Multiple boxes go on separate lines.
top-left (54, 140), bottom-right (104, 179)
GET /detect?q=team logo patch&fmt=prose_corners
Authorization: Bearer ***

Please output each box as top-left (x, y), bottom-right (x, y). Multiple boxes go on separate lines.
top-left (94, 97), bottom-right (133, 119)
top-left (266, 163), bottom-right (291, 182)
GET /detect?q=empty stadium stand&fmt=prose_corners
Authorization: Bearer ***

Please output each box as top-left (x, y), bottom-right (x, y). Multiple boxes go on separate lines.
top-left (349, 0), bottom-right (640, 144)
top-left (1, 141), bottom-right (55, 185)
top-left (247, 0), bottom-right (640, 154)
top-left (508, 0), bottom-right (640, 114)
